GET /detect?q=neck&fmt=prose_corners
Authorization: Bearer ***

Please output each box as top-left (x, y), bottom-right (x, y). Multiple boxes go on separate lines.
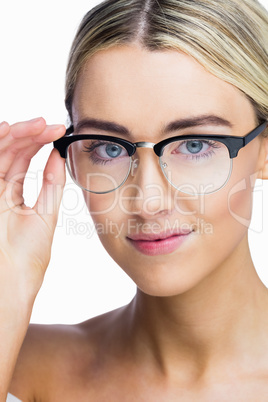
top-left (128, 236), bottom-right (268, 381)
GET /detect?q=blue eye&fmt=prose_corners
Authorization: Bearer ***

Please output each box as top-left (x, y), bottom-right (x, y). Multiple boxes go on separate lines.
top-left (166, 139), bottom-right (223, 162)
top-left (104, 144), bottom-right (123, 158)
top-left (185, 140), bottom-right (204, 154)
top-left (173, 140), bottom-right (210, 156)
top-left (82, 140), bottom-right (128, 165)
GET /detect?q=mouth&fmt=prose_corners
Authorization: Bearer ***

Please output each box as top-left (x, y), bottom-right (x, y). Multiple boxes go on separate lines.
top-left (126, 229), bottom-right (193, 256)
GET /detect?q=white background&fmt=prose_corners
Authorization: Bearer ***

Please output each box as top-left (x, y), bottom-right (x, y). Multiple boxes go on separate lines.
top-left (0, 1), bottom-right (267, 324)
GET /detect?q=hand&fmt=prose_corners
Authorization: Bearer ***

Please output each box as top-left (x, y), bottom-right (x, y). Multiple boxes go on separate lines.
top-left (0, 118), bottom-right (66, 304)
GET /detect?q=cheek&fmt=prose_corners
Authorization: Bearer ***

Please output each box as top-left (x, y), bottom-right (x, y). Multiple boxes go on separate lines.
top-left (226, 179), bottom-right (253, 229)
top-left (201, 176), bottom-right (253, 230)
top-left (83, 191), bottom-right (127, 250)
top-left (198, 140), bottom-right (261, 229)
top-left (190, 150), bottom-right (259, 274)
top-left (224, 143), bottom-right (261, 228)
top-left (83, 190), bottom-right (119, 217)
top-left (181, 146), bottom-right (260, 269)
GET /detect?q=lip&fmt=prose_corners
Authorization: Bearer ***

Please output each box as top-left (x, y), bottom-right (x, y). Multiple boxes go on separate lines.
top-left (127, 229), bottom-right (193, 256)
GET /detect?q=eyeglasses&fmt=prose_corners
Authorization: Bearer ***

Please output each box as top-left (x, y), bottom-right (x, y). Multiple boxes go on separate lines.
top-left (54, 121), bottom-right (267, 195)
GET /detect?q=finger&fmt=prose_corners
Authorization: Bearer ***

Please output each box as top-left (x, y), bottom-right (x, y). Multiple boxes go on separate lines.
top-left (0, 118), bottom-right (44, 153)
top-left (0, 117), bottom-right (46, 150)
top-left (31, 124), bottom-right (66, 144)
top-left (4, 143), bottom-right (43, 185)
top-left (10, 118), bottom-right (65, 142)
top-left (0, 121), bottom-right (10, 138)
top-left (9, 117), bottom-right (46, 139)
top-left (34, 149), bottom-right (66, 230)
top-left (0, 124), bottom-right (65, 179)
top-left (0, 144), bottom-right (43, 210)
top-left (0, 120), bottom-right (64, 153)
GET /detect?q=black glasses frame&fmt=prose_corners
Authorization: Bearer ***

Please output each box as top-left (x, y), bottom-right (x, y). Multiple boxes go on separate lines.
top-left (54, 121), bottom-right (267, 159)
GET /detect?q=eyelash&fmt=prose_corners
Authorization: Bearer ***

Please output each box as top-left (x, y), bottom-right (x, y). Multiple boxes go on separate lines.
top-left (82, 138), bottom-right (222, 166)
top-left (177, 140), bottom-right (221, 160)
top-left (83, 141), bottom-right (125, 165)
top-left (83, 141), bottom-right (109, 165)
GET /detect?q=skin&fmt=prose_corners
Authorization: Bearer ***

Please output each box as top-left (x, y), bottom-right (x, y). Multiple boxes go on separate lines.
top-left (8, 45), bottom-right (268, 401)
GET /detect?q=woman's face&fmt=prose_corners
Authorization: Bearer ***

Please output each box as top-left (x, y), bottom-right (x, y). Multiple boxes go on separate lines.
top-left (72, 45), bottom-right (267, 296)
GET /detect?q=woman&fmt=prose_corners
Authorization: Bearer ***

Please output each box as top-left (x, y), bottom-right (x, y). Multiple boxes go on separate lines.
top-left (3, 0), bottom-right (268, 400)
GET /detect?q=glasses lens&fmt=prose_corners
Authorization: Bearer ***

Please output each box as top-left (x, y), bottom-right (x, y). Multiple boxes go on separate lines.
top-left (160, 138), bottom-right (232, 194)
top-left (66, 139), bottom-right (131, 193)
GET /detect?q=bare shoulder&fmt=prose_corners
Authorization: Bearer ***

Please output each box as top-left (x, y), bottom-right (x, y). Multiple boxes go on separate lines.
top-left (9, 306), bottom-right (129, 401)
top-left (9, 322), bottom-right (86, 400)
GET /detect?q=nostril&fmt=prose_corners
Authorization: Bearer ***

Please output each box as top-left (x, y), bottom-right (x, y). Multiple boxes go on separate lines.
top-left (131, 158), bottom-right (139, 176)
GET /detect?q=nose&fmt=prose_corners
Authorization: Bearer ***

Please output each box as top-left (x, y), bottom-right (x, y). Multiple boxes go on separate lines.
top-left (122, 148), bottom-right (175, 218)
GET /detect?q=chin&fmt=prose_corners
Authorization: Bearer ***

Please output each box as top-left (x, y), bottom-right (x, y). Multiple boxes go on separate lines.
top-left (132, 271), bottom-right (204, 298)
top-left (136, 285), bottom-right (194, 298)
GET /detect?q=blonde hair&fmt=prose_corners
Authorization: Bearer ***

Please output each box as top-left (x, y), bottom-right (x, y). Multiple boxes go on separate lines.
top-left (65, 0), bottom-right (268, 126)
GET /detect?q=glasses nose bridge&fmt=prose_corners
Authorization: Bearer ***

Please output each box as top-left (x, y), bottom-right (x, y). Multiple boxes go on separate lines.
top-left (134, 141), bottom-right (156, 151)
top-left (130, 141), bottom-right (159, 177)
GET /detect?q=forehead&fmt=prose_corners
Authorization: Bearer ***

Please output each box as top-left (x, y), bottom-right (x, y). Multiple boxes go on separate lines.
top-left (72, 44), bottom-right (255, 133)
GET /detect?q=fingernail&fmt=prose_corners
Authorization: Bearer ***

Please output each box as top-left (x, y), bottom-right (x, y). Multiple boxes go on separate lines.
top-left (0, 121), bottom-right (9, 128)
top-left (48, 124), bottom-right (65, 131)
top-left (30, 117), bottom-right (43, 123)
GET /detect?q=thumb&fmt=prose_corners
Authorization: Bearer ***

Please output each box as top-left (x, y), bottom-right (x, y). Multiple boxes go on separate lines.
top-left (34, 148), bottom-right (66, 230)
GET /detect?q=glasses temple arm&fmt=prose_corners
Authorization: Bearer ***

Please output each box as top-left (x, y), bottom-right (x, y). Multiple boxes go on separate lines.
top-left (244, 121), bottom-right (267, 146)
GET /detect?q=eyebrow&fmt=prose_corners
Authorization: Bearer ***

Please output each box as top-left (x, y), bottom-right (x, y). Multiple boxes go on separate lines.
top-left (164, 115), bottom-right (233, 132)
top-left (75, 114), bottom-right (233, 136)
top-left (75, 118), bottom-right (129, 135)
